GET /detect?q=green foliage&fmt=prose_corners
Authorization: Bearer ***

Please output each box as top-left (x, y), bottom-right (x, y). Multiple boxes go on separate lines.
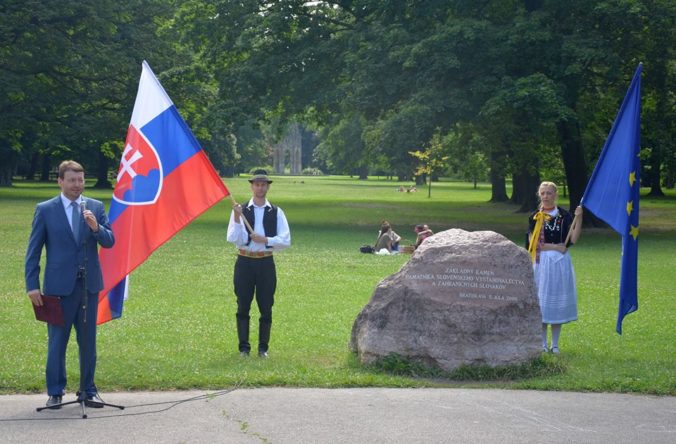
top-left (315, 114), bottom-right (370, 177)
top-left (370, 354), bottom-right (446, 378)
top-left (372, 353), bottom-right (566, 382)
top-left (248, 165), bottom-right (274, 175)
top-left (409, 131), bottom-right (450, 197)
top-left (462, 152), bottom-right (489, 188)
top-left (4, 0), bottom-right (674, 195)
top-left (185, 0), bottom-right (674, 203)
top-left (0, 0), bottom-right (175, 184)
top-left (301, 167), bottom-right (323, 176)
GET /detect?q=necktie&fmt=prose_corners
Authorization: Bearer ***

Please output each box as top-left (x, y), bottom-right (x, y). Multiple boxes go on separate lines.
top-left (71, 201), bottom-right (80, 243)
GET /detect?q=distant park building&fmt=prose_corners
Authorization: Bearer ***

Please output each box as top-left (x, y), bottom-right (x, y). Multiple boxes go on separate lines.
top-left (273, 123), bottom-right (302, 175)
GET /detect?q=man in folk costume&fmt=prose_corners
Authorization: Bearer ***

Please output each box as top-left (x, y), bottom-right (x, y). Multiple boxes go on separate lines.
top-left (227, 170), bottom-right (291, 357)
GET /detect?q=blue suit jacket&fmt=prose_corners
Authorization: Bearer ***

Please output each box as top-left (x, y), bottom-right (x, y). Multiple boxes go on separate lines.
top-left (25, 196), bottom-right (115, 296)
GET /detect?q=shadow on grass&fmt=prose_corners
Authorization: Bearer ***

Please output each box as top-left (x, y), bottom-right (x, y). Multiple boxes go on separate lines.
top-left (364, 353), bottom-right (566, 382)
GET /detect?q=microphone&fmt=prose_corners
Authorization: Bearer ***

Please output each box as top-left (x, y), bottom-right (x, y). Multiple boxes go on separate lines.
top-left (80, 200), bottom-right (87, 229)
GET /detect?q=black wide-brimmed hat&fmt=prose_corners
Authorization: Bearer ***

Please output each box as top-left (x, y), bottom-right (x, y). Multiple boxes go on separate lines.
top-left (248, 169), bottom-right (273, 183)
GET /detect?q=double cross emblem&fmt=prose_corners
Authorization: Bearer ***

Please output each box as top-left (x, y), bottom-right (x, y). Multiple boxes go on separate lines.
top-left (117, 144), bottom-right (144, 182)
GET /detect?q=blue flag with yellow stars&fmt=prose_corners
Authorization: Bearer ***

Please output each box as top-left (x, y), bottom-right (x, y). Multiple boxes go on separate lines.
top-left (582, 63), bottom-right (642, 334)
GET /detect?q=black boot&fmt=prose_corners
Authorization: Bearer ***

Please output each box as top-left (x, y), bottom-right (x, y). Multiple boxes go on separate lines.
top-left (258, 321), bottom-right (271, 357)
top-left (236, 317), bottom-right (250, 355)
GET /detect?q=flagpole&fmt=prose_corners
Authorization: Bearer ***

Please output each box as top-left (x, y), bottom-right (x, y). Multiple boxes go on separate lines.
top-left (228, 195), bottom-right (255, 234)
top-left (564, 213), bottom-right (581, 246)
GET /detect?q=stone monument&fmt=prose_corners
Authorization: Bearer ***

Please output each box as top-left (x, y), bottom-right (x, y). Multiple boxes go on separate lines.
top-left (350, 229), bottom-right (541, 372)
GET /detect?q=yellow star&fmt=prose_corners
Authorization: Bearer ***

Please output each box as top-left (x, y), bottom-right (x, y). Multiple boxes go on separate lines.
top-left (626, 200), bottom-right (633, 216)
top-left (629, 224), bottom-right (639, 240)
top-left (629, 171), bottom-right (636, 187)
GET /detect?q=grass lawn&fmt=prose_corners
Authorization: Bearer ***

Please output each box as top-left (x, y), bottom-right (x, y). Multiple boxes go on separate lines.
top-left (0, 176), bottom-right (674, 395)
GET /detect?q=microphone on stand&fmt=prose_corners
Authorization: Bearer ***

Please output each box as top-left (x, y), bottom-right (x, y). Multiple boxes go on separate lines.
top-left (80, 200), bottom-right (87, 229)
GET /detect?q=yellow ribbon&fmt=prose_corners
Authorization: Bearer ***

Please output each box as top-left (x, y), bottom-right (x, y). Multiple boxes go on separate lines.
top-left (528, 211), bottom-right (551, 263)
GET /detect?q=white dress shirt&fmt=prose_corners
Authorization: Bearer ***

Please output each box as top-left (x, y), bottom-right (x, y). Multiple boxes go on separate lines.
top-left (60, 193), bottom-right (83, 229)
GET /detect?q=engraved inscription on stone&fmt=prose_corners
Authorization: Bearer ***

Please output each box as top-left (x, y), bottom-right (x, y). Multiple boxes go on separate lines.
top-left (404, 266), bottom-right (526, 303)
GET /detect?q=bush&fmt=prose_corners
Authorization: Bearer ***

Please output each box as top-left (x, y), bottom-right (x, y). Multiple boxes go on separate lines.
top-left (301, 167), bottom-right (324, 176)
top-left (248, 165), bottom-right (274, 175)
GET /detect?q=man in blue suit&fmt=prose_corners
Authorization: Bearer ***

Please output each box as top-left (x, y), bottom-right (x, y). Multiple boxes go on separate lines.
top-left (25, 160), bottom-right (115, 409)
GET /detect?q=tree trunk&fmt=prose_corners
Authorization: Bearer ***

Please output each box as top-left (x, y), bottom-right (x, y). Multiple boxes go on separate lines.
top-left (513, 170), bottom-right (540, 212)
top-left (666, 167), bottom-right (675, 189)
top-left (645, 13), bottom-right (668, 197)
top-left (557, 120), bottom-right (605, 226)
top-left (557, 120), bottom-right (587, 211)
top-left (647, 152), bottom-right (665, 197)
top-left (222, 165), bottom-right (235, 178)
top-left (40, 154), bottom-right (51, 181)
top-left (0, 161), bottom-right (13, 187)
top-left (27, 152), bottom-right (39, 180)
top-left (358, 164), bottom-right (368, 180)
top-left (511, 172), bottom-right (524, 205)
top-left (646, 56), bottom-right (667, 197)
top-left (273, 142), bottom-right (285, 174)
top-left (489, 151), bottom-right (508, 202)
top-left (0, 145), bottom-right (16, 186)
top-left (93, 151), bottom-right (112, 189)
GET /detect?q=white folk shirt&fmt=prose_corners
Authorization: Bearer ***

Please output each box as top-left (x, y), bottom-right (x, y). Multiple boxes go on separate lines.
top-left (226, 198), bottom-right (291, 253)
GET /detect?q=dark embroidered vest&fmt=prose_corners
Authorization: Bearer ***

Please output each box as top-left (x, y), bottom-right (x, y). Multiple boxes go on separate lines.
top-left (528, 206), bottom-right (573, 246)
top-left (243, 204), bottom-right (278, 248)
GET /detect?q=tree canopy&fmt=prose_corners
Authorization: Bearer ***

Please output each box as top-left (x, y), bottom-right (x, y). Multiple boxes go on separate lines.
top-left (2, 0), bottom-right (674, 210)
top-left (187, 0), bottom-right (675, 209)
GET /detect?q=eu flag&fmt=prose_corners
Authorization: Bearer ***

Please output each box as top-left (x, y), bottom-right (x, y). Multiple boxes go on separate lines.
top-left (582, 63), bottom-right (642, 334)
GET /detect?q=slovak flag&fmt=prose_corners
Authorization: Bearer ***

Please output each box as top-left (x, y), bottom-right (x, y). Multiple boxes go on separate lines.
top-left (97, 61), bottom-right (229, 324)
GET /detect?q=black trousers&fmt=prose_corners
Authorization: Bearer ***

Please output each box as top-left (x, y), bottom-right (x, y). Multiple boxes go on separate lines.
top-left (234, 255), bottom-right (276, 352)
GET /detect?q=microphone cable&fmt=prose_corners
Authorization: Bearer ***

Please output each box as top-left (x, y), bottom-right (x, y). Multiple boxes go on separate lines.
top-left (0, 383), bottom-right (241, 422)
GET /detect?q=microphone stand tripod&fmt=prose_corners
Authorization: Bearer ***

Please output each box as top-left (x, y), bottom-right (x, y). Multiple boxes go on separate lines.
top-left (37, 201), bottom-right (124, 418)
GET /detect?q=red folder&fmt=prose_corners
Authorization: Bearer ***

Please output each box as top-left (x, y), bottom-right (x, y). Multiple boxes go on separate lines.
top-left (33, 295), bottom-right (65, 326)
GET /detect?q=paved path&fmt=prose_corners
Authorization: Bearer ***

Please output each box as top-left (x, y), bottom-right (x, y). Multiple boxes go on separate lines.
top-left (1, 389), bottom-right (674, 443)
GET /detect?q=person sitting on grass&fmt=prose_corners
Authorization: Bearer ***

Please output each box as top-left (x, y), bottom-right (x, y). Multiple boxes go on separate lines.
top-left (374, 221), bottom-right (401, 253)
top-left (413, 224), bottom-right (434, 249)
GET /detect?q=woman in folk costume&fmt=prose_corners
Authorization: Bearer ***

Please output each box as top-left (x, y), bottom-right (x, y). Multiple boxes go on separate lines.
top-left (527, 181), bottom-right (583, 353)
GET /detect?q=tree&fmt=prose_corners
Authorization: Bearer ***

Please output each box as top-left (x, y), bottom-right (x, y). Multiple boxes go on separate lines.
top-left (446, 123), bottom-right (490, 190)
top-left (0, 0), bottom-right (174, 187)
top-left (409, 131), bottom-right (449, 198)
top-left (166, 0), bottom-right (676, 200)
top-left (640, 0), bottom-right (676, 195)
top-left (479, 73), bottom-right (568, 211)
top-left (315, 114), bottom-right (372, 178)
top-left (463, 152), bottom-right (489, 189)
